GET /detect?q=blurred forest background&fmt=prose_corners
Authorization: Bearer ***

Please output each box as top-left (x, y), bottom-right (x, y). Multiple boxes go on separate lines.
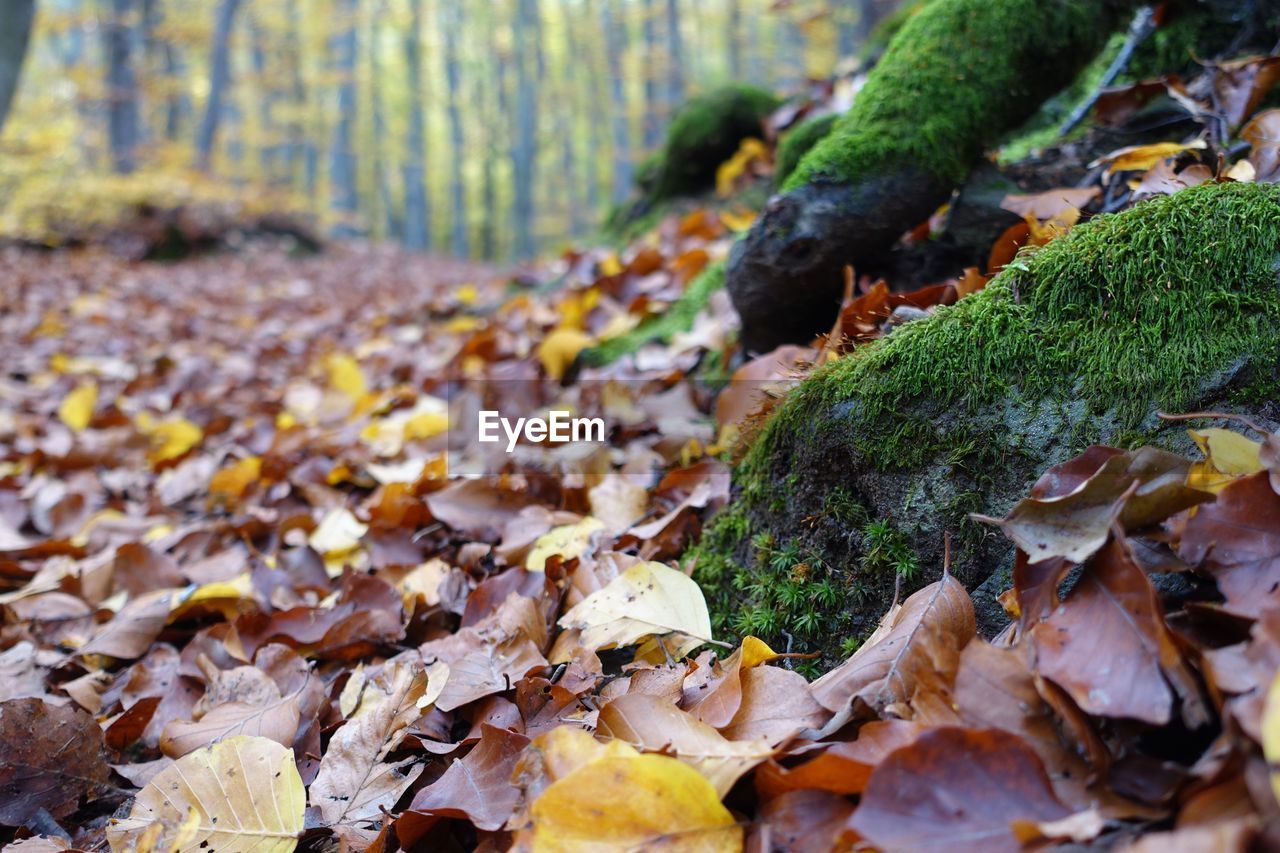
top-left (0, 0), bottom-right (890, 260)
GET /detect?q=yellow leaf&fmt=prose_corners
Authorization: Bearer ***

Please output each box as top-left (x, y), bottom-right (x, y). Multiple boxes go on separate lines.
top-left (530, 751), bottom-right (741, 853)
top-left (554, 561), bottom-right (713, 662)
top-left (719, 208), bottom-right (757, 232)
top-left (443, 315), bottom-right (484, 333)
top-left (716, 138), bottom-right (769, 197)
top-left (58, 382), bottom-right (97, 432)
top-left (597, 693), bottom-right (775, 797)
top-left (359, 396), bottom-right (449, 457)
top-left (326, 353), bottom-right (367, 401)
top-left (106, 735), bottom-right (305, 853)
top-left (209, 456), bottom-right (262, 500)
top-left (740, 635), bottom-right (781, 668)
top-left (599, 254), bottom-right (624, 277)
top-left (1188, 428), bottom-right (1263, 493)
top-left (135, 414), bottom-right (203, 465)
top-left (538, 328), bottom-right (594, 381)
top-left (169, 573), bottom-right (255, 623)
top-left (1091, 140), bottom-right (1208, 175)
top-left (309, 508), bottom-right (367, 562)
top-left (526, 517), bottom-right (606, 571)
top-left (1261, 670), bottom-right (1280, 806)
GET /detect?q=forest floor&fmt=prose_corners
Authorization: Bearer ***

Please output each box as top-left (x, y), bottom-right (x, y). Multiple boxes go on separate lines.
top-left (4, 83), bottom-right (1280, 853)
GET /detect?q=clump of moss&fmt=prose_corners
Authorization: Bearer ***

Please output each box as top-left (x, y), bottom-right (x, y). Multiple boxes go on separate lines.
top-left (577, 260), bottom-right (726, 368)
top-left (651, 85), bottom-right (782, 201)
top-left (699, 182), bottom-right (1280, 657)
top-left (775, 113), bottom-right (839, 187)
top-left (787, 0), bottom-right (1128, 191)
top-left (753, 181), bottom-right (1280, 482)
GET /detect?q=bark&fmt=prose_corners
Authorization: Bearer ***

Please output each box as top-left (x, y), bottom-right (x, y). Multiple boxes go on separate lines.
top-left (196, 0), bottom-right (243, 171)
top-left (0, 0), bottom-right (36, 137)
top-left (104, 0), bottom-right (142, 173)
top-left (727, 0), bottom-right (1138, 353)
top-left (642, 0), bottom-right (662, 151)
top-left (601, 0), bottom-right (633, 205)
top-left (328, 0), bottom-right (360, 234)
top-left (726, 0), bottom-right (743, 80)
top-left (512, 0), bottom-right (541, 258)
top-left (402, 0), bottom-right (431, 251)
top-left (441, 0), bottom-right (470, 258)
top-left (664, 0), bottom-right (685, 109)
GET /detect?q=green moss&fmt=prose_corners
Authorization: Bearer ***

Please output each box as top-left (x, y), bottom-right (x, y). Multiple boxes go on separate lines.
top-left (652, 85), bottom-right (782, 201)
top-left (695, 183), bottom-right (1280, 657)
top-left (750, 181), bottom-right (1280, 482)
top-left (775, 114), bottom-right (839, 187)
top-left (577, 260), bottom-right (726, 368)
top-left (787, 0), bottom-right (1127, 191)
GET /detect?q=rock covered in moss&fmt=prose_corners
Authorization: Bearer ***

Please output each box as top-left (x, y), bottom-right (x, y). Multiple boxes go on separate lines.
top-left (649, 85), bottom-right (782, 201)
top-left (774, 113), bottom-right (839, 187)
top-left (727, 0), bottom-right (1139, 353)
top-left (693, 182), bottom-right (1280, 661)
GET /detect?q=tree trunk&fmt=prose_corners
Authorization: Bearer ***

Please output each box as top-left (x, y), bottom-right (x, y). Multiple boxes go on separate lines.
top-left (104, 0), bottom-right (142, 173)
top-left (664, 0), bottom-right (685, 109)
top-left (441, 0), bottom-right (470, 258)
top-left (0, 0), bottom-right (36, 137)
top-left (329, 0), bottom-right (360, 234)
top-left (196, 0), bottom-right (243, 171)
top-left (370, 0), bottom-right (398, 239)
top-left (402, 0), bottom-right (431, 251)
top-left (512, 0), bottom-right (541, 258)
top-left (642, 0), bottom-right (662, 151)
top-left (727, 0), bottom-right (743, 80)
top-left (601, 0), bottom-right (632, 205)
top-left (285, 0), bottom-right (312, 196)
top-left (479, 6), bottom-right (505, 260)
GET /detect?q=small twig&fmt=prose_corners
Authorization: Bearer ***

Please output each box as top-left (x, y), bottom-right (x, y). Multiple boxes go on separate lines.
top-left (1158, 410), bottom-right (1271, 437)
top-left (1059, 5), bottom-right (1158, 137)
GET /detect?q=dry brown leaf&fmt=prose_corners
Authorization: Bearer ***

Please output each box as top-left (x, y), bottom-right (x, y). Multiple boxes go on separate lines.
top-left (810, 575), bottom-right (975, 720)
top-left (106, 735), bottom-right (304, 852)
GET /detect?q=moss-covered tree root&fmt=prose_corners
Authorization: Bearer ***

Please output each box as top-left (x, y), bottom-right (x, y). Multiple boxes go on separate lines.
top-left (726, 0), bottom-right (1140, 353)
top-left (693, 182), bottom-right (1280, 662)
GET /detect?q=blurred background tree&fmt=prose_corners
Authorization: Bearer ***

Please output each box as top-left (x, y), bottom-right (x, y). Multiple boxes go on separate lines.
top-left (0, 0), bottom-right (887, 259)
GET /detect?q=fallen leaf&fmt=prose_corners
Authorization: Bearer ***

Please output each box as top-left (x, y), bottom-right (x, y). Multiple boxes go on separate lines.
top-left (0, 698), bottom-right (112, 826)
top-left (57, 382), bottom-right (97, 432)
top-left (408, 723), bottom-right (530, 830)
top-left (1179, 472), bottom-right (1280, 619)
top-left (1090, 140), bottom-right (1207, 175)
top-left (529, 748), bottom-right (741, 852)
top-left (1031, 535), bottom-right (1206, 726)
top-left (553, 561), bottom-right (713, 662)
top-left (106, 735), bottom-right (304, 852)
top-left (810, 576), bottom-right (975, 719)
top-left (537, 328), bottom-right (594, 380)
top-left (598, 692), bottom-right (774, 796)
top-left (309, 662), bottom-right (429, 825)
top-left (848, 727), bottom-right (1070, 853)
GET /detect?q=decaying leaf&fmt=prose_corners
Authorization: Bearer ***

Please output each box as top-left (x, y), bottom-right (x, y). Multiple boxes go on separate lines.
top-left (309, 662), bottom-right (430, 825)
top-left (106, 735), bottom-right (304, 852)
top-left (0, 698), bottom-right (113, 826)
top-left (810, 575), bottom-right (975, 719)
top-left (598, 692), bottom-right (774, 796)
top-left (529, 745), bottom-right (741, 852)
top-left (848, 727), bottom-right (1070, 853)
top-left (553, 561), bottom-right (713, 662)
